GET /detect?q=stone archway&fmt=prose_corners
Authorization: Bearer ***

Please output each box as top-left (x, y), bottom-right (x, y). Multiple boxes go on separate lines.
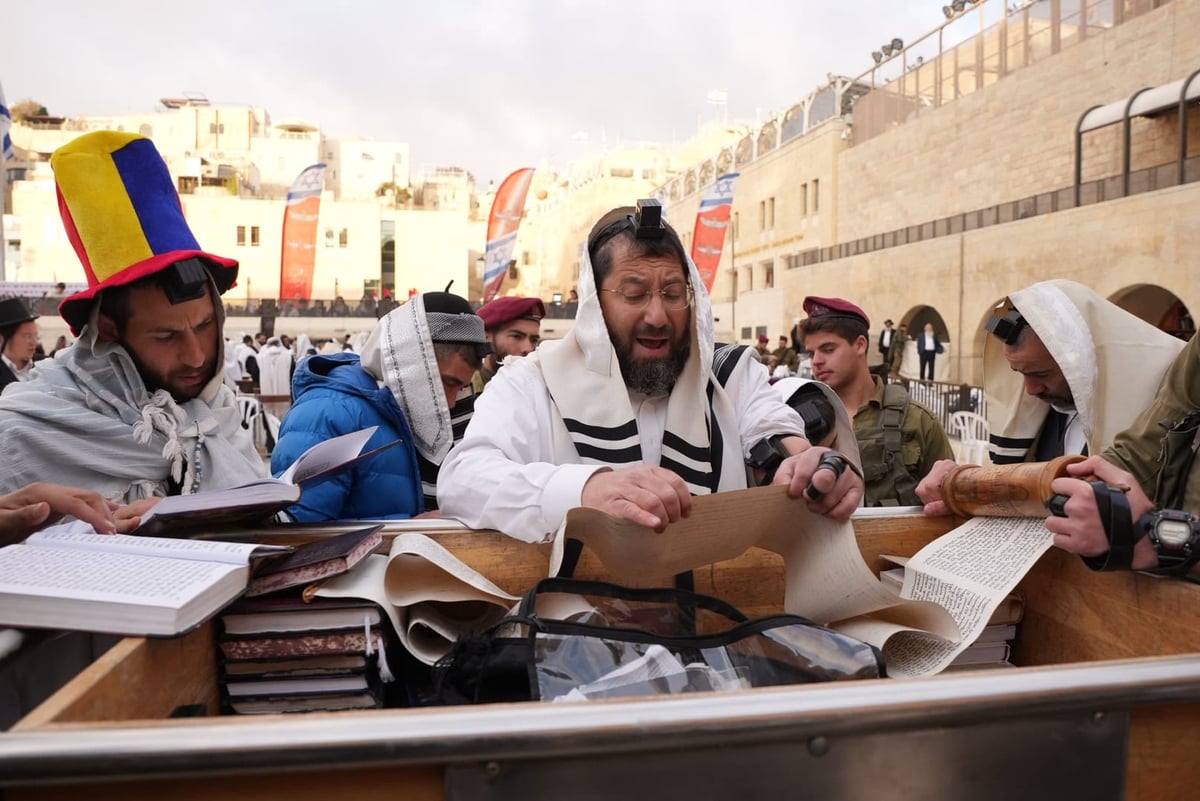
top-left (1110, 283), bottom-right (1194, 341)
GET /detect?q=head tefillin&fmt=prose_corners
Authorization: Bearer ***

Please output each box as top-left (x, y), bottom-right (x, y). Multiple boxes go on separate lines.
top-left (986, 298), bottom-right (1028, 345)
top-left (160, 258), bottom-right (211, 305)
top-left (633, 198), bottom-right (665, 240)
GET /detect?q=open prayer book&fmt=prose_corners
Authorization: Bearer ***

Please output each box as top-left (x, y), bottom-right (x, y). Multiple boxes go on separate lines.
top-left (135, 427), bottom-right (399, 534)
top-left (0, 525), bottom-right (288, 637)
top-left (316, 485), bottom-right (1054, 677)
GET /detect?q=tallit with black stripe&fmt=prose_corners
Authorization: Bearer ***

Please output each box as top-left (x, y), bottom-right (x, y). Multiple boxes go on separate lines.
top-left (987, 279), bottom-right (1184, 464)
top-left (538, 245), bottom-right (749, 495)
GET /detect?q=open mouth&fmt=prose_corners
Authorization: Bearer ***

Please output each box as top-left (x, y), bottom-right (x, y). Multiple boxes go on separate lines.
top-left (635, 337), bottom-right (670, 356)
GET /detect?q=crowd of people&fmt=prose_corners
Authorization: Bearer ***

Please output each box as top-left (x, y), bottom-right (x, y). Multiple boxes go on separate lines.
top-left (1, 129), bottom-right (1197, 722)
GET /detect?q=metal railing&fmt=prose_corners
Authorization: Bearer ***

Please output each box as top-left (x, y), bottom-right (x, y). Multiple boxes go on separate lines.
top-left (889, 375), bottom-right (988, 435)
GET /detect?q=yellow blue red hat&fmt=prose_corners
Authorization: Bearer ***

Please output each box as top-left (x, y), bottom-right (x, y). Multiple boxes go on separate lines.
top-left (50, 131), bottom-right (238, 335)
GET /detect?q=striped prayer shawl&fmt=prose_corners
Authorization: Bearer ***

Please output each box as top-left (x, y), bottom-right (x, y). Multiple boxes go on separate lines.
top-left (986, 279), bottom-right (1184, 464)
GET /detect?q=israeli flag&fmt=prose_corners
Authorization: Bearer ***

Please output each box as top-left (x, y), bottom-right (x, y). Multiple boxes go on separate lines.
top-left (0, 82), bottom-right (13, 162)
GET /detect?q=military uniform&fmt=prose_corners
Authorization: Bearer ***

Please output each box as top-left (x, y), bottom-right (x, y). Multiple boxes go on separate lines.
top-left (853, 376), bottom-right (956, 506)
top-left (1105, 332), bottom-right (1200, 513)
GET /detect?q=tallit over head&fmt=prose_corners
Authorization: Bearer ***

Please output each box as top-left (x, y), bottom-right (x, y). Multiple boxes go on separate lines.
top-left (537, 206), bottom-right (746, 496)
top-left (359, 293), bottom-right (487, 463)
top-left (986, 279), bottom-right (1184, 462)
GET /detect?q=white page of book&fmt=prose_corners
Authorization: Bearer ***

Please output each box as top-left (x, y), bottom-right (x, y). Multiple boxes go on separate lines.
top-left (0, 547), bottom-right (242, 605)
top-left (279, 426), bottom-right (377, 485)
top-left (27, 525), bottom-right (277, 565)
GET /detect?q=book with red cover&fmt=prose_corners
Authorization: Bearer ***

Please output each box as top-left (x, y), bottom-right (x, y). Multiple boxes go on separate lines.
top-left (219, 627), bottom-right (383, 661)
top-left (246, 525), bottom-right (383, 597)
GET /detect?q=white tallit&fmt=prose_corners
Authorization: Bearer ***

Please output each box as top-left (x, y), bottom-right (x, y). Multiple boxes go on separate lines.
top-left (359, 295), bottom-right (453, 464)
top-left (986, 279), bottom-right (1184, 462)
top-left (0, 290), bottom-right (266, 502)
top-left (537, 241), bottom-right (748, 495)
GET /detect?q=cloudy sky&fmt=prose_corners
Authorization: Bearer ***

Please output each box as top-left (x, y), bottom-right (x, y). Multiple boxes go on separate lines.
top-left (6, 1), bottom-right (944, 185)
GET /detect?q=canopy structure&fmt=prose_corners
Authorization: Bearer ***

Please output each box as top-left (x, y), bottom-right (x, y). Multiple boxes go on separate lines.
top-left (1075, 68), bottom-right (1200, 204)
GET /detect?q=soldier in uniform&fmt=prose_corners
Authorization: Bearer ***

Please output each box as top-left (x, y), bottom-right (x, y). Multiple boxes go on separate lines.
top-left (798, 296), bottom-right (954, 506)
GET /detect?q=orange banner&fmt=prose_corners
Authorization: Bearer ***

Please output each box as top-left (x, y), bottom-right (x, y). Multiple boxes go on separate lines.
top-left (279, 163), bottom-right (326, 303)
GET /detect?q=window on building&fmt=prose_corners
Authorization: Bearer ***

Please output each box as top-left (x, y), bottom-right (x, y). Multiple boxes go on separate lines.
top-left (755, 325), bottom-right (767, 340)
top-left (813, 178), bottom-right (820, 213)
top-left (339, 228), bottom-right (349, 248)
top-left (209, 123), bottom-right (217, 134)
top-left (236, 225), bottom-right (246, 246)
top-left (250, 226), bottom-right (260, 247)
top-left (741, 327), bottom-right (752, 340)
top-left (325, 228), bottom-right (335, 248)
top-left (763, 260), bottom-right (775, 288)
top-left (785, 253), bottom-right (802, 270)
top-left (768, 197), bottom-right (775, 229)
top-left (744, 266), bottom-right (753, 292)
top-left (178, 176), bottom-right (198, 194)
top-left (801, 183), bottom-right (808, 216)
top-left (759, 200), bottom-right (766, 231)
top-left (522, 250), bottom-right (530, 266)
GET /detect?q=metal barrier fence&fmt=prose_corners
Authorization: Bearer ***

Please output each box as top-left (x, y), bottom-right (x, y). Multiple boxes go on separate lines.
top-left (888, 376), bottom-right (988, 436)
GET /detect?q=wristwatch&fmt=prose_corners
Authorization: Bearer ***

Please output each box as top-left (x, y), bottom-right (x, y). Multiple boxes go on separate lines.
top-left (1139, 509), bottom-right (1200, 576)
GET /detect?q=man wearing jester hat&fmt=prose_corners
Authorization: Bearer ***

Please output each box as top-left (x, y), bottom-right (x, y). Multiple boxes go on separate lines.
top-left (0, 132), bottom-right (267, 508)
top-left (439, 200), bottom-right (864, 543)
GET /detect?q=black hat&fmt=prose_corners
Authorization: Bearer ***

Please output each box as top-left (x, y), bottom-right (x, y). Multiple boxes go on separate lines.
top-left (0, 298), bottom-right (39, 329)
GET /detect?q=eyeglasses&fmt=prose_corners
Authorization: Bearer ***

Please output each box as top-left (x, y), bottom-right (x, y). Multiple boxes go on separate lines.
top-left (599, 284), bottom-right (693, 311)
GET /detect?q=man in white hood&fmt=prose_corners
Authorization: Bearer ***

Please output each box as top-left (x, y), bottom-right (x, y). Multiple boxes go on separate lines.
top-left (438, 200), bottom-right (863, 543)
top-left (984, 279), bottom-right (1183, 463)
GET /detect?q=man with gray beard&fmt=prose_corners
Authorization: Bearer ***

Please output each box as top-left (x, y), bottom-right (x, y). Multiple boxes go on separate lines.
top-left (438, 201), bottom-right (863, 543)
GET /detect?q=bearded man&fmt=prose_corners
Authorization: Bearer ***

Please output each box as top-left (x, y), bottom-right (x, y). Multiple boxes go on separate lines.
top-left (0, 131), bottom-right (266, 504)
top-left (438, 200), bottom-right (863, 543)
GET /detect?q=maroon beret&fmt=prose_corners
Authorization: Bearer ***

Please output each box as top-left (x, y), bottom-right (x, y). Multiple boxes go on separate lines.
top-left (757, 333), bottom-right (769, 343)
top-left (803, 296), bottom-right (870, 329)
top-left (477, 296), bottom-right (546, 330)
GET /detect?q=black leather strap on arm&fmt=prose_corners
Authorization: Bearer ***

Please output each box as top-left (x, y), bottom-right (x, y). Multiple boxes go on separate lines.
top-left (1081, 480), bottom-right (1139, 572)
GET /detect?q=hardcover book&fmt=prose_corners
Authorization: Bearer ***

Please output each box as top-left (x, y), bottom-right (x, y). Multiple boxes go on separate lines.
top-left (221, 596), bottom-right (383, 635)
top-left (0, 528), bottom-right (287, 636)
top-left (245, 526), bottom-right (383, 598)
top-left (219, 627), bottom-right (383, 661)
top-left (134, 428), bottom-right (398, 535)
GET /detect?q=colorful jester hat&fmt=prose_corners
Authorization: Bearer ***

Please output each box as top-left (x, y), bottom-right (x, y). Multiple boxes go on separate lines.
top-left (50, 131), bottom-right (239, 335)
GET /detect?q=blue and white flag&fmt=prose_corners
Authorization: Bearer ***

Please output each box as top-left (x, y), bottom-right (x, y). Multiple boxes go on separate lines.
top-left (0, 82), bottom-right (13, 162)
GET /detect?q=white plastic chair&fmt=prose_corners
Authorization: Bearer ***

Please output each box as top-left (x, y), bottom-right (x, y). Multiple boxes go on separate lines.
top-left (949, 410), bottom-right (990, 465)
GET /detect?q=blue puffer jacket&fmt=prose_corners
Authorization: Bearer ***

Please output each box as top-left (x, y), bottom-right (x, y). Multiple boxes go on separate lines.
top-left (270, 352), bottom-right (423, 521)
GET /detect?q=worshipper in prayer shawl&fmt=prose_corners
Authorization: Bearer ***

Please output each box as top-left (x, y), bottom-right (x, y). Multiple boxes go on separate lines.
top-left (270, 292), bottom-right (488, 521)
top-left (438, 200), bottom-right (864, 544)
top-left (984, 279), bottom-right (1184, 464)
top-left (918, 279), bottom-right (1185, 515)
top-left (0, 132), bottom-right (266, 510)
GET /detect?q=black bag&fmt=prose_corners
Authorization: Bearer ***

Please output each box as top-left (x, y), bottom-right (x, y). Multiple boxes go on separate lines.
top-left (433, 578), bottom-right (885, 704)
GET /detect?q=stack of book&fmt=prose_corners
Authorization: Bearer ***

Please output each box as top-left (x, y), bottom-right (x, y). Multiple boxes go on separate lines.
top-left (878, 564), bottom-right (1024, 669)
top-left (217, 525), bottom-right (393, 714)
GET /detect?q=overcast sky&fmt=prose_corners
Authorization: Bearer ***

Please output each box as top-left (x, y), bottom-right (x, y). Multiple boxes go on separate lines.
top-left (6, 1), bottom-right (944, 186)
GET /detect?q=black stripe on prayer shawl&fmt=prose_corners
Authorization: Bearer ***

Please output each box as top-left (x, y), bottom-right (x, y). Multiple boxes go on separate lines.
top-left (660, 457), bottom-right (712, 490)
top-left (662, 430), bottom-right (710, 464)
top-left (990, 433), bottom-right (1035, 449)
top-left (419, 456), bottom-right (440, 510)
top-left (575, 441), bottom-right (643, 464)
top-left (564, 417), bottom-right (641, 442)
top-left (705, 380), bottom-right (724, 494)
